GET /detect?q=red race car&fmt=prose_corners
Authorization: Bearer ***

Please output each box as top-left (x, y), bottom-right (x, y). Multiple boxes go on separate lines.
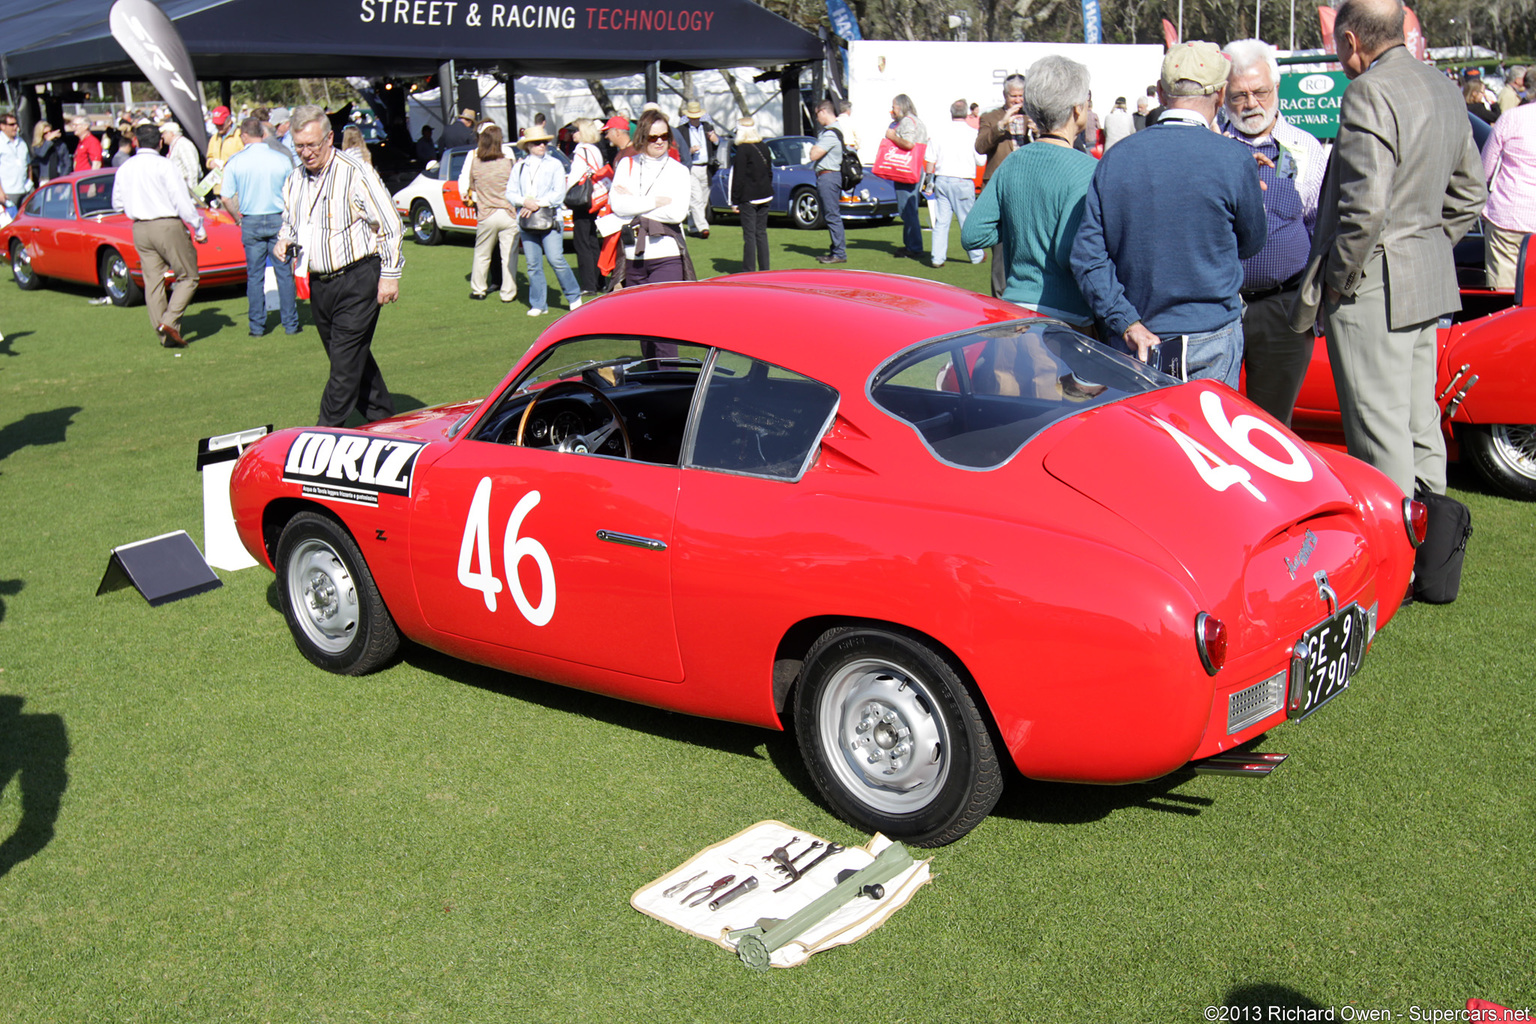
top-left (2, 168), bottom-right (246, 306)
top-left (1281, 245), bottom-right (1536, 500)
top-left (230, 272), bottom-right (1423, 846)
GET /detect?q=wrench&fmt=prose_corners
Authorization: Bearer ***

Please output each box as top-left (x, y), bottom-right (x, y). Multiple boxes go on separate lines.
top-left (773, 843), bottom-right (844, 893)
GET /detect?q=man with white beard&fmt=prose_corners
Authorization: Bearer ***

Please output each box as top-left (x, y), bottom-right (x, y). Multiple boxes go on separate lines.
top-left (1221, 38), bottom-right (1326, 426)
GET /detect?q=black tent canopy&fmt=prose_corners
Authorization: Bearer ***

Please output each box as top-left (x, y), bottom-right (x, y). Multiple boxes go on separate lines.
top-left (0, 0), bottom-right (824, 83)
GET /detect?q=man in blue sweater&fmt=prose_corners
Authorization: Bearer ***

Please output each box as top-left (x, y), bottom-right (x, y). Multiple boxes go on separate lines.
top-left (1071, 41), bottom-right (1267, 385)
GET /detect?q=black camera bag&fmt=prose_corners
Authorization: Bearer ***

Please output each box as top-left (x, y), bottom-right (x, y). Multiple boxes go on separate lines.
top-left (1412, 489), bottom-right (1472, 604)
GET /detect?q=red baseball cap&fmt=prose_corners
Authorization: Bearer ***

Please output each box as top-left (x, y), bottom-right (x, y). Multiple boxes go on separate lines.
top-left (210, 106), bottom-right (231, 125)
top-left (602, 115), bottom-right (629, 132)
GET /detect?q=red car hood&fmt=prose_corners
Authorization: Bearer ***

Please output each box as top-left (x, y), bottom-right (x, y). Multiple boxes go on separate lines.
top-left (1042, 382), bottom-right (1373, 644)
top-left (352, 399), bottom-right (487, 443)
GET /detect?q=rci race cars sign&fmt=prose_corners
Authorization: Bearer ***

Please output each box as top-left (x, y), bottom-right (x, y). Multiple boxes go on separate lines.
top-left (1280, 71), bottom-right (1349, 139)
top-left (283, 432), bottom-right (426, 506)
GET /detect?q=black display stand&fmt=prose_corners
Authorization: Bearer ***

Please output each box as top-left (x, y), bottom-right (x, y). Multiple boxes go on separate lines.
top-left (96, 530), bottom-right (222, 607)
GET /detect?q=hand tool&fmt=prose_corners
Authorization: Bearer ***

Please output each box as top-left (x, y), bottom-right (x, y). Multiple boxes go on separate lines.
top-left (772, 842), bottom-right (843, 892)
top-left (707, 876), bottom-right (758, 912)
top-left (681, 874), bottom-right (736, 908)
top-left (662, 870), bottom-right (707, 899)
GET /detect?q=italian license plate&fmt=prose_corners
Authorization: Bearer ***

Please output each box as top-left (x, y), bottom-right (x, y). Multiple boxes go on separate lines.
top-left (1288, 604), bottom-right (1369, 720)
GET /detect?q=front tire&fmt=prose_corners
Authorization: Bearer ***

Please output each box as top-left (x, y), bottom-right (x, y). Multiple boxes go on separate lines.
top-left (794, 625), bottom-right (1002, 846)
top-left (99, 248), bottom-right (143, 307)
top-left (410, 200), bottom-right (442, 245)
top-left (10, 239), bottom-right (41, 290)
top-left (1461, 423), bottom-right (1536, 500)
top-left (789, 187), bottom-right (823, 230)
top-left (275, 511), bottom-right (400, 674)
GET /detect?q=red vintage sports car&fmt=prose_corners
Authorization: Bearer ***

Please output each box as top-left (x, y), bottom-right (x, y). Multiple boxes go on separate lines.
top-left (229, 271), bottom-right (1424, 846)
top-left (2, 168), bottom-right (246, 306)
top-left (1279, 242), bottom-right (1536, 501)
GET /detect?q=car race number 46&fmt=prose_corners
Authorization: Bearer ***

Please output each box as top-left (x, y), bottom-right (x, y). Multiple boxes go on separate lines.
top-left (457, 477), bottom-right (557, 626)
top-left (1153, 391), bottom-right (1314, 502)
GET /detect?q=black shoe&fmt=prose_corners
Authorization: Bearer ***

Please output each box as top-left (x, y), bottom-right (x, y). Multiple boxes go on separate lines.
top-left (816, 254), bottom-right (847, 264)
top-left (470, 292), bottom-right (487, 301)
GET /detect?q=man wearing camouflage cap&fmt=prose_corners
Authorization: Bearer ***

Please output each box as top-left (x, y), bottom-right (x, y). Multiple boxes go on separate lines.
top-left (1071, 40), bottom-right (1267, 385)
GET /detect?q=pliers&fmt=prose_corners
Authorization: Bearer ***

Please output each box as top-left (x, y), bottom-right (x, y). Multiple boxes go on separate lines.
top-left (681, 874), bottom-right (736, 908)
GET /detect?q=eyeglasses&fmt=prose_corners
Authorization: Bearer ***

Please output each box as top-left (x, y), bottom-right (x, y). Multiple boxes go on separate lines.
top-left (293, 140), bottom-right (328, 153)
top-left (1228, 87), bottom-right (1275, 105)
top-left (647, 132), bottom-right (671, 142)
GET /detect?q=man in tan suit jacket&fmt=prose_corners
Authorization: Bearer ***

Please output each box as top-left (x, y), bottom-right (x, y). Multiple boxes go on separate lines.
top-left (1289, 0), bottom-right (1485, 499)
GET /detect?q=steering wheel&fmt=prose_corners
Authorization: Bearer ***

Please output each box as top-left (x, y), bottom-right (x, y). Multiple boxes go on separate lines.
top-left (514, 380), bottom-right (632, 459)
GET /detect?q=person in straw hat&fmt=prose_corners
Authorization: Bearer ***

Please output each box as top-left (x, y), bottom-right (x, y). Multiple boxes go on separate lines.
top-left (508, 124), bottom-right (581, 316)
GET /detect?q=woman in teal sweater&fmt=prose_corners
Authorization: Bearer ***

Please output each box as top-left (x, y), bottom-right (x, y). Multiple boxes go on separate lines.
top-left (961, 54), bottom-right (1098, 329)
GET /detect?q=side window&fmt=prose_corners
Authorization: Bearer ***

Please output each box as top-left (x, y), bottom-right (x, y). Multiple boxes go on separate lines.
top-left (472, 336), bottom-right (708, 466)
top-left (446, 150), bottom-right (468, 181)
top-left (33, 183), bottom-right (74, 220)
top-left (686, 352), bottom-right (838, 481)
top-left (76, 178), bottom-right (114, 217)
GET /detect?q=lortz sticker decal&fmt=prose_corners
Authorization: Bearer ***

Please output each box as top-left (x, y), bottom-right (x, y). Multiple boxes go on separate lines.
top-left (283, 431), bottom-right (426, 506)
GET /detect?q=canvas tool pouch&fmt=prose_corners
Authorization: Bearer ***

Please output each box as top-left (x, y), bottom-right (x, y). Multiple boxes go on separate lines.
top-left (1412, 489), bottom-right (1472, 604)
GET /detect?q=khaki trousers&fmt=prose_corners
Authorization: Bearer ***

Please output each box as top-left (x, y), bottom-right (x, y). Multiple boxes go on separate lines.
top-left (471, 208), bottom-right (520, 301)
top-left (1483, 220), bottom-right (1527, 290)
top-left (131, 218), bottom-right (199, 336)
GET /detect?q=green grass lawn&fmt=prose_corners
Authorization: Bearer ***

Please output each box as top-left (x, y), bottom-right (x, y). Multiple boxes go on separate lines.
top-left (1, 222), bottom-right (1532, 1023)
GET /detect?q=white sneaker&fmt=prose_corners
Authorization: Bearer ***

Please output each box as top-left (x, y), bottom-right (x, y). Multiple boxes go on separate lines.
top-left (527, 308), bottom-right (546, 317)
top-left (570, 296), bottom-right (584, 310)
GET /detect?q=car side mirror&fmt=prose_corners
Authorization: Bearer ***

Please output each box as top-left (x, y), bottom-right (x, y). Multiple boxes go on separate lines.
top-left (424, 160), bottom-right (440, 174)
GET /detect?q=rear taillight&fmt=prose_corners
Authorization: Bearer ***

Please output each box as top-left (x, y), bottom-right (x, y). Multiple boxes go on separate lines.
top-left (1404, 498), bottom-right (1428, 548)
top-left (1195, 612), bottom-right (1227, 676)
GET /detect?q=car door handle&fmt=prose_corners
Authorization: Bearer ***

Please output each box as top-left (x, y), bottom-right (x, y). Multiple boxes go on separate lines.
top-left (595, 530), bottom-right (666, 552)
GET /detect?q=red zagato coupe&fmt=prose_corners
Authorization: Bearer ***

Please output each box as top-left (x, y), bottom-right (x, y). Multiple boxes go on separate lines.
top-left (229, 271), bottom-right (1424, 845)
top-left (2, 168), bottom-right (246, 306)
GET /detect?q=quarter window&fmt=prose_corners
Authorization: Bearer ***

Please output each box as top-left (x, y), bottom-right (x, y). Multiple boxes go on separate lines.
top-left (685, 352), bottom-right (838, 480)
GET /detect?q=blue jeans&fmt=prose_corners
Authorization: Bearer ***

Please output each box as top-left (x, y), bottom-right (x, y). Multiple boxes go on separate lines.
top-left (241, 213), bottom-right (297, 334)
top-left (929, 175), bottom-right (984, 265)
top-left (522, 226), bottom-right (580, 311)
top-left (816, 171), bottom-right (845, 259)
top-left (1115, 316), bottom-right (1245, 386)
top-left (893, 180), bottom-right (923, 254)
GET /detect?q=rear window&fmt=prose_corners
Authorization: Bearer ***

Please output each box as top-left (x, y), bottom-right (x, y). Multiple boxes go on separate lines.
top-left (869, 320), bottom-right (1171, 470)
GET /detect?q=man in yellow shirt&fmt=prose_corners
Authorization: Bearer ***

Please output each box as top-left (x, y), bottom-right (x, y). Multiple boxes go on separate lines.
top-left (205, 106), bottom-right (244, 198)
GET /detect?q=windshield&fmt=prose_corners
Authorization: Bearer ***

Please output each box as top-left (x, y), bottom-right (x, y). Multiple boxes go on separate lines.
top-left (869, 319), bottom-right (1174, 470)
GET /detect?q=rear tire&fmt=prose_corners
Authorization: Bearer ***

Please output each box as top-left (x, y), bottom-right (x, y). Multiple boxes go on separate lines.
top-left (1461, 423), bottom-right (1536, 500)
top-left (789, 187), bottom-right (824, 230)
top-left (10, 239), bottom-right (41, 290)
top-left (99, 248), bottom-right (143, 307)
top-left (411, 200), bottom-right (442, 245)
top-left (275, 511), bottom-right (400, 674)
top-left (794, 625), bottom-right (1001, 846)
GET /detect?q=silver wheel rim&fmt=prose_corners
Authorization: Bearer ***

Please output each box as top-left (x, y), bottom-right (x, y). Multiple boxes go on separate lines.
top-left (11, 242), bottom-right (34, 285)
top-left (1489, 424), bottom-right (1536, 482)
top-left (817, 657), bottom-right (951, 814)
top-left (793, 192), bottom-right (819, 226)
top-left (286, 538), bottom-right (360, 654)
top-left (413, 204), bottom-right (437, 241)
top-left (103, 252), bottom-right (131, 303)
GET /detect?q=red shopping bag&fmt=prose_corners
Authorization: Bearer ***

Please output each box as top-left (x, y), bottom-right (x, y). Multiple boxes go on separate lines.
top-left (870, 138), bottom-right (926, 184)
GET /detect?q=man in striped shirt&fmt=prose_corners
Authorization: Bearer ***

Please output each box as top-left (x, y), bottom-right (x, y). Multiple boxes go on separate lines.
top-left (276, 105), bottom-right (404, 427)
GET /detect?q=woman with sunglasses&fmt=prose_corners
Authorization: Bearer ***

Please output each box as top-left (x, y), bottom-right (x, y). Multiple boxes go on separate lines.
top-left (608, 110), bottom-right (695, 298)
top-left (508, 125), bottom-right (582, 316)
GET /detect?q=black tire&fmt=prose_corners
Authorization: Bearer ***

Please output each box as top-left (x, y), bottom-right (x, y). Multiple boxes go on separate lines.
top-left (275, 511), bottom-right (400, 674)
top-left (10, 239), bottom-right (41, 291)
top-left (99, 248), bottom-right (143, 307)
top-left (1461, 423), bottom-right (1536, 500)
top-left (788, 187), bottom-right (823, 230)
top-left (410, 200), bottom-right (442, 245)
top-left (794, 625), bottom-right (1002, 846)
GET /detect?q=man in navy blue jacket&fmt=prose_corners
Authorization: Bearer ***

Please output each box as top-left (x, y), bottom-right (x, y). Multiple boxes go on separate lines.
top-left (1071, 41), bottom-right (1267, 385)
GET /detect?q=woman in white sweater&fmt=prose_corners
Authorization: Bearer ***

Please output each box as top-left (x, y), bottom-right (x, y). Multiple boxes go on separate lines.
top-left (608, 110), bottom-right (695, 290)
